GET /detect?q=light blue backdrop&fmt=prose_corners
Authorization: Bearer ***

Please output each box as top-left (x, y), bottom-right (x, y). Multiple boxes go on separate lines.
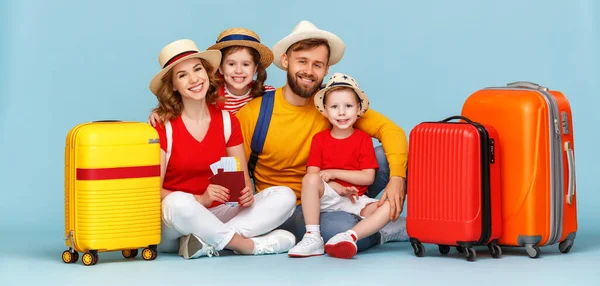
top-left (0, 0), bottom-right (598, 239)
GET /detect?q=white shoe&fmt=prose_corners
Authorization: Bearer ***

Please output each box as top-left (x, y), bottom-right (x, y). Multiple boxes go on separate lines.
top-left (288, 232), bottom-right (325, 257)
top-left (325, 232), bottom-right (357, 259)
top-left (250, 229), bottom-right (296, 255)
top-left (179, 234), bottom-right (219, 259)
top-left (379, 217), bottom-right (409, 245)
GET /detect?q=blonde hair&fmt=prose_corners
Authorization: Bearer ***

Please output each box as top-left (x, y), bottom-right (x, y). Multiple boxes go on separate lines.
top-left (152, 58), bottom-right (222, 122)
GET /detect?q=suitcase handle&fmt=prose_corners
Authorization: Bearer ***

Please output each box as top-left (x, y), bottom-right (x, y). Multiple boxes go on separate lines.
top-left (440, 115), bottom-right (475, 124)
top-left (507, 81), bottom-right (549, 91)
top-left (565, 141), bottom-right (576, 205)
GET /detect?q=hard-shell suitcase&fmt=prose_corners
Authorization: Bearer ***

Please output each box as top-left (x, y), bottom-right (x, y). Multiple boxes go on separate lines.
top-left (62, 121), bottom-right (162, 266)
top-left (406, 116), bottom-right (503, 262)
top-left (461, 81), bottom-right (577, 258)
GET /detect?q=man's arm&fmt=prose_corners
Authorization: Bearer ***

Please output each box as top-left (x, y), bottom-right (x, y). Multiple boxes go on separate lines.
top-left (354, 108), bottom-right (408, 221)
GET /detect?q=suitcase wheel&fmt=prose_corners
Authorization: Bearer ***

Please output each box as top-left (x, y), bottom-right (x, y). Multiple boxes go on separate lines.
top-left (525, 244), bottom-right (541, 259)
top-left (411, 243), bottom-right (425, 257)
top-left (122, 249), bottom-right (139, 259)
top-left (61, 249), bottom-right (79, 263)
top-left (487, 243), bottom-right (502, 259)
top-left (438, 245), bottom-right (450, 255)
top-left (82, 251), bottom-right (99, 266)
top-left (559, 239), bottom-right (574, 254)
top-left (463, 247), bottom-right (476, 262)
top-left (142, 245), bottom-right (158, 261)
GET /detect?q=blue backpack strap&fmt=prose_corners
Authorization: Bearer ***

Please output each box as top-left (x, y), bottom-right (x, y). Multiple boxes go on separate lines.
top-left (248, 90), bottom-right (275, 179)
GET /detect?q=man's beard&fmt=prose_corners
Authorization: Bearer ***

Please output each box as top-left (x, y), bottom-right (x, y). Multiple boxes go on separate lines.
top-left (287, 71), bottom-right (321, 98)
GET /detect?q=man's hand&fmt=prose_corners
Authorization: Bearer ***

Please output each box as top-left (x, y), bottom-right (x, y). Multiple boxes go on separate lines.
top-left (377, 176), bottom-right (406, 221)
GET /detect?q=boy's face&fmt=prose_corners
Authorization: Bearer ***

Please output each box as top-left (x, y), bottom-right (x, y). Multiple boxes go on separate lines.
top-left (324, 88), bottom-right (361, 130)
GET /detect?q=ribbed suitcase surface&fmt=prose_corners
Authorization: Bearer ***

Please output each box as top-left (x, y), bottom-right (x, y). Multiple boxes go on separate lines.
top-left (62, 121), bottom-right (162, 266)
top-left (407, 116), bottom-right (502, 261)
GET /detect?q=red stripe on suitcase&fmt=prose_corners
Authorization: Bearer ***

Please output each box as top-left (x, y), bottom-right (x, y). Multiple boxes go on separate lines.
top-left (76, 165), bottom-right (160, 180)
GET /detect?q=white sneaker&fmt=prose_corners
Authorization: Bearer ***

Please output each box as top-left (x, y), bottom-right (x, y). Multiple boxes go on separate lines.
top-left (250, 229), bottom-right (296, 255)
top-left (179, 234), bottom-right (219, 259)
top-left (288, 232), bottom-right (325, 257)
top-left (325, 232), bottom-right (357, 259)
top-left (379, 217), bottom-right (409, 245)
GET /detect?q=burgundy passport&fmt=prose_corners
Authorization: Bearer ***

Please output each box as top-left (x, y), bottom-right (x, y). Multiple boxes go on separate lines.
top-left (208, 169), bottom-right (245, 203)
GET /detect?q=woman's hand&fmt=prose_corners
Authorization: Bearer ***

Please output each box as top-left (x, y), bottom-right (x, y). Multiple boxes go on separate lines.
top-left (199, 184), bottom-right (230, 206)
top-left (238, 187), bottom-right (254, 208)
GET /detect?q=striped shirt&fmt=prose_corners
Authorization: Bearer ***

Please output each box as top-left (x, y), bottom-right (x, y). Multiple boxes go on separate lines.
top-left (217, 83), bottom-right (275, 114)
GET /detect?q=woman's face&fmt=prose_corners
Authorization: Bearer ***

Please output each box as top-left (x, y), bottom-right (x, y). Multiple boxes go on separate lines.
top-left (219, 48), bottom-right (257, 96)
top-left (171, 58), bottom-right (209, 101)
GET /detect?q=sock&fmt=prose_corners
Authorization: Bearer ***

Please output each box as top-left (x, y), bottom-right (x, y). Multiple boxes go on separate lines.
top-left (346, 230), bottom-right (358, 242)
top-left (306, 225), bottom-right (320, 235)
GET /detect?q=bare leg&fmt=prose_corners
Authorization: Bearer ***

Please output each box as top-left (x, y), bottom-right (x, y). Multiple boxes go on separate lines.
top-left (225, 234), bottom-right (255, 254)
top-left (353, 201), bottom-right (391, 240)
top-left (301, 173), bottom-right (325, 226)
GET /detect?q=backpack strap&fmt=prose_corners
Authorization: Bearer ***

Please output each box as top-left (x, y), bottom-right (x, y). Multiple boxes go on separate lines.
top-left (222, 110), bottom-right (231, 143)
top-left (165, 111), bottom-right (231, 168)
top-left (248, 90), bottom-right (275, 179)
top-left (165, 120), bottom-right (173, 168)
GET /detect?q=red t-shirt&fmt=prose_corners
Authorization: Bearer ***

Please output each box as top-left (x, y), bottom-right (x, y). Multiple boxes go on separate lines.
top-left (306, 129), bottom-right (378, 196)
top-left (154, 105), bottom-right (243, 207)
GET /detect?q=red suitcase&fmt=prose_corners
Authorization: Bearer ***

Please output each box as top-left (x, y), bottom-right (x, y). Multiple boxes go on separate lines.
top-left (406, 116), bottom-right (503, 261)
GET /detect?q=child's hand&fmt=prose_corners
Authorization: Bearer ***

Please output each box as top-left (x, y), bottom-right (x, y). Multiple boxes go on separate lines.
top-left (336, 186), bottom-right (359, 203)
top-left (238, 187), bottom-right (254, 208)
top-left (148, 112), bottom-right (162, 127)
top-left (319, 170), bottom-right (337, 182)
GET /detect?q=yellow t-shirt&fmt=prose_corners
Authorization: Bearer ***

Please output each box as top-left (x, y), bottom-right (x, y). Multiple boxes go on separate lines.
top-left (235, 87), bottom-right (408, 203)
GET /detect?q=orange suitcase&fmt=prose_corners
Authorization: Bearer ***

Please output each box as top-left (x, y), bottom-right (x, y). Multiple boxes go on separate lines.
top-left (461, 81), bottom-right (577, 258)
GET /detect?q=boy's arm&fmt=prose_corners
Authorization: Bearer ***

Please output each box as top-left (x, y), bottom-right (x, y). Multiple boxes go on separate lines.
top-left (319, 169), bottom-right (375, 186)
top-left (354, 108), bottom-right (408, 221)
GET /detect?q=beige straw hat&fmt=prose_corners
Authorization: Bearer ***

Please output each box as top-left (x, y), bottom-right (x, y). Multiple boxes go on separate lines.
top-left (208, 27), bottom-right (274, 69)
top-left (314, 73), bottom-right (370, 117)
top-left (149, 39), bottom-right (221, 96)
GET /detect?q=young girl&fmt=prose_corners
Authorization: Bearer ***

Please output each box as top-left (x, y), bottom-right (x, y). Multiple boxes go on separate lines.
top-left (148, 27), bottom-right (274, 125)
top-left (149, 39), bottom-right (297, 259)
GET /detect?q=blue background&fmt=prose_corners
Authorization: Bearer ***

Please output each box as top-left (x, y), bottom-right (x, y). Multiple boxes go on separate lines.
top-left (1, 0), bottom-right (598, 285)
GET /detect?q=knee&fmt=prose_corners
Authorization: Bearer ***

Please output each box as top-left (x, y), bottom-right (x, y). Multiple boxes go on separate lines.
top-left (302, 172), bottom-right (322, 188)
top-left (161, 191), bottom-right (198, 220)
top-left (264, 186), bottom-right (297, 210)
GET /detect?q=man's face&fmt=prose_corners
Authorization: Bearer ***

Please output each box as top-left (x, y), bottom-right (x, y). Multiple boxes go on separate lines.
top-left (282, 45), bottom-right (329, 98)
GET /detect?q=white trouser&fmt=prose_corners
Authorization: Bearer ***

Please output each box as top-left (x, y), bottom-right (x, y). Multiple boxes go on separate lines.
top-left (159, 186), bottom-right (297, 252)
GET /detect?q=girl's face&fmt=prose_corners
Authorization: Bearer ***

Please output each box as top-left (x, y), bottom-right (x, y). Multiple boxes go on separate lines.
top-left (171, 58), bottom-right (209, 101)
top-left (219, 48), bottom-right (258, 96)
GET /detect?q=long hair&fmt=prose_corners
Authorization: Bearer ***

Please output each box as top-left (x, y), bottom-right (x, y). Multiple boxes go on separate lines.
top-left (152, 58), bottom-right (222, 122)
top-left (220, 46), bottom-right (267, 99)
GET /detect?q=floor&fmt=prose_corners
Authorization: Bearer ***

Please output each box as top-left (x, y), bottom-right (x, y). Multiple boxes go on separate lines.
top-left (1, 222), bottom-right (598, 286)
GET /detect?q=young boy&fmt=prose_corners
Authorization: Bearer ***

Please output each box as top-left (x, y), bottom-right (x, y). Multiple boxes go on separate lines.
top-left (288, 73), bottom-right (393, 259)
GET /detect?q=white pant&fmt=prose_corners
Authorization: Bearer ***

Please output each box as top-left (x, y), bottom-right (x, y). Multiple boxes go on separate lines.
top-left (320, 180), bottom-right (379, 218)
top-left (159, 186), bottom-right (297, 252)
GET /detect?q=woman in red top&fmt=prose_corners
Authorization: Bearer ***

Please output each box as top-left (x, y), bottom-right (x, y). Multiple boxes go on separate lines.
top-left (149, 39), bottom-right (297, 259)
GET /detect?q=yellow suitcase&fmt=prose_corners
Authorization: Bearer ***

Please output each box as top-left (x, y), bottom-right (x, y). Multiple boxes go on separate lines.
top-left (61, 120), bottom-right (162, 266)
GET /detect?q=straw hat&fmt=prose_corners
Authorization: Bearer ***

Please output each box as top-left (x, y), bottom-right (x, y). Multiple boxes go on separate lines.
top-left (208, 27), bottom-right (274, 69)
top-left (149, 39), bottom-right (221, 96)
top-left (314, 73), bottom-right (370, 117)
top-left (272, 20), bottom-right (345, 70)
